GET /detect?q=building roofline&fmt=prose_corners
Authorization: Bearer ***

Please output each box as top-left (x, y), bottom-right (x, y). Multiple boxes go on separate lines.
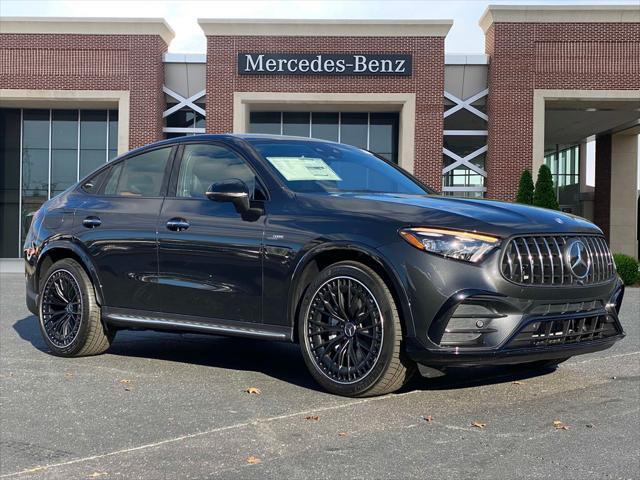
top-left (479, 5), bottom-right (640, 32)
top-left (445, 54), bottom-right (489, 65)
top-left (197, 18), bottom-right (453, 37)
top-left (163, 53), bottom-right (207, 63)
top-left (0, 16), bottom-right (175, 45)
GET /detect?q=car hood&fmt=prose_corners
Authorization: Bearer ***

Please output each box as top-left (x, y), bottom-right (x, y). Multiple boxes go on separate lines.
top-left (307, 193), bottom-right (602, 237)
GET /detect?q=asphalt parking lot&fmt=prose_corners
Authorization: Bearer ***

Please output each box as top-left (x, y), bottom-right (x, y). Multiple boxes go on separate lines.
top-left (0, 272), bottom-right (638, 480)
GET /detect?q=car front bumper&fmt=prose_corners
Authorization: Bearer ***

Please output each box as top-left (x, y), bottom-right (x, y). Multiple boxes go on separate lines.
top-left (377, 240), bottom-right (626, 369)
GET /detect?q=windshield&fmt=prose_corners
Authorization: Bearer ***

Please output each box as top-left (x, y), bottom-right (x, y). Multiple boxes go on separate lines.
top-left (247, 138), bottom-right (431, 195)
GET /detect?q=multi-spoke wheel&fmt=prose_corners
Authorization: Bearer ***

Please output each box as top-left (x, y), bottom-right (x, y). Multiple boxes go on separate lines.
top-left (38, 258), bottom-right (114, 356)
top-left (41, 269), bottom-right (83, 348)
top-left (299, 261), bottom-right (414, 397)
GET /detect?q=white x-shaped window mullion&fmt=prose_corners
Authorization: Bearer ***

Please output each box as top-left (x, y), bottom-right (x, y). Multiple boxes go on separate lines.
top-left (163, 86), bottom-right (206, 118)
top-left (444, 89), bottom-right (488, 121)
top-left (442, 145), bottom-right (488, 177)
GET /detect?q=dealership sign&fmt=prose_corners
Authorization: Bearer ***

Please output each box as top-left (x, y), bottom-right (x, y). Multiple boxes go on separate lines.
top-left (238, 53), bottom-right (412, 76)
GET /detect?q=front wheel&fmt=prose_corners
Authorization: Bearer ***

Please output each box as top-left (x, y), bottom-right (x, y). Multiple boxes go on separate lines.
top-left (38, 258), bottom-right (114, 357)
top-left (298, 261), bottom-right (414, 397)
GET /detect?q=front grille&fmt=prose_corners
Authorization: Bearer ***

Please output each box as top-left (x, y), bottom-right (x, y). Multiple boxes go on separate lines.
top-left (500, 235), bottom-right (615, 286)
top-left (507, 314), bottom-right (620, 349)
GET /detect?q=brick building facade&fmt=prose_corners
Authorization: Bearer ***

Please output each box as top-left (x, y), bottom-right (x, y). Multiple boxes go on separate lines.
top-left (0, 6), bottom-right (638, 260)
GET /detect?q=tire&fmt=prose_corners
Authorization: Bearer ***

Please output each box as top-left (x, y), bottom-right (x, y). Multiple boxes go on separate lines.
top-left (38, 258), bottom-right (114, 357)
top-left (298, 261), bottom-right (414, 397)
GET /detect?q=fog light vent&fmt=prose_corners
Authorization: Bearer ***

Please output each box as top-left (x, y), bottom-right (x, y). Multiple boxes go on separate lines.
top-left (439, 302), bottom-right (506, 348)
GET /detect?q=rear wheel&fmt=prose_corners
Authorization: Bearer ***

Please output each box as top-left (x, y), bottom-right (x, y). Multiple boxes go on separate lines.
top-left (298, 261), bottom-right (414, 397)
top-left (38, 258), bottom-right (114, 357)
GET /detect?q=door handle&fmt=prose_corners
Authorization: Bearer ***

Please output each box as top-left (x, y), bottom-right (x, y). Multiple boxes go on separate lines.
top-left (166, 218), bottom-right (190, 232)
top-left (82, 216), bottom-right (102, 228)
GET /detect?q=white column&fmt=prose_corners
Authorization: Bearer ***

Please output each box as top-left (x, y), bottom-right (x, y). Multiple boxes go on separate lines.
top-left (609, 132), bottom-right (638, 258)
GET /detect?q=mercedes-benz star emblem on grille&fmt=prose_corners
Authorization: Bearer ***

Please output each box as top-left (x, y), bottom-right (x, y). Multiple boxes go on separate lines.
top-left (565, 239), bottom-right (591, 280)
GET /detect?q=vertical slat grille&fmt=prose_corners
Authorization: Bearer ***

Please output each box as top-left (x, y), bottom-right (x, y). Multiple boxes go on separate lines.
top-left (501, 235), bottom-right (615, 286)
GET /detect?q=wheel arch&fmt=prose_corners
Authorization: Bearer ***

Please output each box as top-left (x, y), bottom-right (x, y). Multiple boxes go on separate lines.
top-left (288, 243), bottom-right (415, 343)
top-left (36, 240), bottom-right (105, 306)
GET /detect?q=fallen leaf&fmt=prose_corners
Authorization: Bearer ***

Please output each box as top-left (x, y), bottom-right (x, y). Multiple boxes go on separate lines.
top-left (513, 381), bottom-right (525, 385)
top-left (247, 455), bottom-right (261, 465)
top-left (305, 415), bottom-right (320, 421)
top-left (64, 372), bottom-right (74, 379)
top-left (423, 415), bottom-right (434, 423)
top-left (87, 473), bottom-right (108, 478)
top-left (471, 421), bottom-right (486, 429)
top-left (338, 432), bottom-right (348, 437)
top-left (119, 379), bottom-right (131, 385)
top-left (246, 387), bottom-right (261, 395)
top-left (553, 420), bottom-right (569, 430)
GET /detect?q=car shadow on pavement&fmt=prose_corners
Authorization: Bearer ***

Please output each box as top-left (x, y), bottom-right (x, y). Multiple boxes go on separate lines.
top-left (13, 314), bottom-right (557, 394)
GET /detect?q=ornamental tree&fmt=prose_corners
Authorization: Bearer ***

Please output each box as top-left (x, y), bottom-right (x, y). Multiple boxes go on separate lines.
top-left (533, 164), bottom-right (559, 210)
top-left (515, 169), bottom-right (534, 205)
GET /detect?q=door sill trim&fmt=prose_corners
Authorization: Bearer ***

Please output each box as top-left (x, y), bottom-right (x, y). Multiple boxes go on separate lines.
top-left (103, 307), bottom-right (292, 341)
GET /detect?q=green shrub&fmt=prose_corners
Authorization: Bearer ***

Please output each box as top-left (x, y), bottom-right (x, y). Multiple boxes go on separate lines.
top-left (516, 170), bottom-right (534, 204)
top-left (613, 253), bottom-right (640, 286)
top-left (533, 164), bottom-right (559, 210)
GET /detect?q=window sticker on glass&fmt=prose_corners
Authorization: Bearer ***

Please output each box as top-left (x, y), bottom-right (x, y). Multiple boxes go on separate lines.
top-left (266, 157), bottom-right (342, 181)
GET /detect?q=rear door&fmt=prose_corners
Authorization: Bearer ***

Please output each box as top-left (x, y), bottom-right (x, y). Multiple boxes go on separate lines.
top-left (155, 141), bottom-right (265, 323)
top-left (74, 146), bottom-right (174, 311)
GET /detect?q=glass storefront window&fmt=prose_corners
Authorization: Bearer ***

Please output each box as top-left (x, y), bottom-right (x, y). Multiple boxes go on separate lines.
top-left (0, 109), bottom-right (21, 258)
top-left (311, 112), bottom-right (339, 142)
top-left (80, 110), bottom-right (108, 178)
top-left (249, 111), bottom-right (399, 163)
top-left (340, 113), bottom-right (368, 150)
top-left (0, 108), bottom-right (118, 256)
top-left (282, 112), bottom-right (310, 137)
top-left (250, 112), bottom-right (281, 135)
top-left (52, 110), bottom-right (79, 196)
top-left (544, 144), bottom-right (580, 190)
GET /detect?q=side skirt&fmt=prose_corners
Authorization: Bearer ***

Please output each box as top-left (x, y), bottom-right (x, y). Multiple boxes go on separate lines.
top-left (102, 307), bottom-right (293, 342)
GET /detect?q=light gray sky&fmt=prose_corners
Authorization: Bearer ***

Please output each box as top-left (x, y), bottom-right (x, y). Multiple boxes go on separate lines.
top-left (1, 0), bottom-right (638, 53)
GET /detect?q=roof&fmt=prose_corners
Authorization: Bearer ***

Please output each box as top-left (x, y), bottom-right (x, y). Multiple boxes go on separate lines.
top-left (197, 18), bottom-right (453, 37)
top-left (0, 17), bottom-right (175, 45)
top-left (479, 5), bottom-right (640, 33)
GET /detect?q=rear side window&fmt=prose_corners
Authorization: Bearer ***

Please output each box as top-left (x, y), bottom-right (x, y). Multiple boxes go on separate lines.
top-left (103, 148), bottom-right (171, 197)
top-left (176, 144), bottom-right (256, 198)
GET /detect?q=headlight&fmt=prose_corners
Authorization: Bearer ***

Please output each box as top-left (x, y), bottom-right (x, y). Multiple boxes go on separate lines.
top-left (399, 227), bottom-right (500, 263)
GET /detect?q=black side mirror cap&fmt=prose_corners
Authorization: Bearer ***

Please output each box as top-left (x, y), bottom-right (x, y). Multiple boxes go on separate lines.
top-left (206, 179), bottom-right (263, 216)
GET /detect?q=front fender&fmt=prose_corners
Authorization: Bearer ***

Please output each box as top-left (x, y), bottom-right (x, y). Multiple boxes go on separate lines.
top-left (287, 241), bottom-right (416, 338)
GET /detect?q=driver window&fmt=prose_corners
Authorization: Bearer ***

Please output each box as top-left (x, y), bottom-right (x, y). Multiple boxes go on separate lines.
top-left (176, 144), bottom-right (257, 199)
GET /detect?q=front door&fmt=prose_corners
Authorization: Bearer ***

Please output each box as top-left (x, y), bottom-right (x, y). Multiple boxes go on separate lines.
top-left (156, 142), bottom-right (265, 323)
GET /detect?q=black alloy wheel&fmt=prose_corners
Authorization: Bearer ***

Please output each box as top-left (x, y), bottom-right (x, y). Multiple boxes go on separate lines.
top-left (305, 276), bottom-right (384, 384)
top-left (41, 269), bottom-right (83, 348)
top-left (38, 258), bottom-right (114, 357)
top-left (299, 261), bottom-right (414, 397)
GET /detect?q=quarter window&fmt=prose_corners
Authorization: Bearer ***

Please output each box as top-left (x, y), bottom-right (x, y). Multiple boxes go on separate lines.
top-left (176, 144), bottom-right (257, 198)
top-left (103, 148), bottom-right (171, 197)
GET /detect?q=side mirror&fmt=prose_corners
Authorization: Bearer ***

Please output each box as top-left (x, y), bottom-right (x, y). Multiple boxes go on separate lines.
top-left (205, 179), bottom-right (263, 216)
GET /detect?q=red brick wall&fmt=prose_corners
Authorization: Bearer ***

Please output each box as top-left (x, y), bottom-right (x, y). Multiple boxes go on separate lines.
top-left (0, 33), bottom-right (167, 149)
top-left (205, 35), bottom-right (445, 190)
top-left (485, 22), bottom-right (640, 201)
